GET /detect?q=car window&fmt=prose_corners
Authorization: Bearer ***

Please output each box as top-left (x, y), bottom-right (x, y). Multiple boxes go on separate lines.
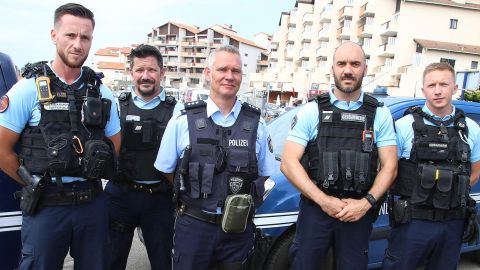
top-left (267, 107), bottom-right (300, 159)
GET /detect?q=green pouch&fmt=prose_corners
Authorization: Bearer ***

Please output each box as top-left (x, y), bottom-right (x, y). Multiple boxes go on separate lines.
top-left (222, 194), bottom-right (252, 233)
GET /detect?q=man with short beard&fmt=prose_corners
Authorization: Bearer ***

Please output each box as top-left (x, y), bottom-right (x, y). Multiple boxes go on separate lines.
top-left (0, 3), bottom-right (120, 270)
top-left (281, 41), bottom-right (398, 270)
top-left (105, 44), bottom-right (182, 270)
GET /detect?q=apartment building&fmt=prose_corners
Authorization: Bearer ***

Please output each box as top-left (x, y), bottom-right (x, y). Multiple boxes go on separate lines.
top-left (92, 46), bottom-right (136, 90)
top-left (251, 0), bottom-right (480, 100)
top-left (145, 22), bottom-right (266, 94)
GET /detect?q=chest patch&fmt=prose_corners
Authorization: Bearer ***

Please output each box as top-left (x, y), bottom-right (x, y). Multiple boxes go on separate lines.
top-left (340, 112), bottom-right (366, 123)
top-left (321, 111), bottom-right (333, 123)
top-left (43, 102), bottom-right (69, 111)
top-left (229, 176), bottom-right (244, 194)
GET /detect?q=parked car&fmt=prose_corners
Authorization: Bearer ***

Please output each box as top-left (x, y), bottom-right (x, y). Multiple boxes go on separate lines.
top-left (253, 96), bottom-right (480, 269)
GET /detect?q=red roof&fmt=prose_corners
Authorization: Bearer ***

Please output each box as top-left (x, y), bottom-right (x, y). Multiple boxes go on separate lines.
top-left (96, 62), bottom-right (125, 70)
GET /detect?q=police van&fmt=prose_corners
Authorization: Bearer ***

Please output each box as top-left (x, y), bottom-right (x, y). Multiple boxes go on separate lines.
top-left (253, 96), bottom-right (480, 269)
top-left (0, 52), bottom-right (22, 270)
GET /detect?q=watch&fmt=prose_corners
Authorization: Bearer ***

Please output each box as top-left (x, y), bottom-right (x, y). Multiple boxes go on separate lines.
top-left (365, 193), bottom-right (377, 207)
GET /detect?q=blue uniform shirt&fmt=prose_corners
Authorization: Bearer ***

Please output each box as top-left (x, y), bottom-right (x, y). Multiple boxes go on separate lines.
top-left (155, 98), bottom-right (276, 177)
top-left (126, 88), bottom-right (183, 184)
top-left (286, 90), bottom-right (397, 148)
top-left (395, 104), bottom-right (480, 162)
top-left (0, 66), bottom-right (121, 183)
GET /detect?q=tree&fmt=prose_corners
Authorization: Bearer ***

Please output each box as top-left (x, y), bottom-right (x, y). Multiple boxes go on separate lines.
top-left (464, 89), bottom-right (480, 102)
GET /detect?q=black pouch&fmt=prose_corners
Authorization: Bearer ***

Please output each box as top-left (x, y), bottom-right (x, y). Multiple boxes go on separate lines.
top-left (354, 152), bottom-right (370, 193)
top-left (188, 162), bottom-right (200, 198)
top-left (455, 175), bottom-right (470, 208)
top-left (82, 96), bottom-right (103, 127)
top-left (415, 139), bottom-right (449, 161)
top-left (227, 149), bottom-right (249, 173)
top-left (392, 199), bottom-right (410, 224)
top-left (47, 134), bottom-right (77, 173)
top-left (432, 169), bottom-right (453, 210)
top-left (82, 140), bottom-right (111, 180)
top-left (456, 140), bottom-right (470, 163)
top-left (410, 164), bottom-right (436, 205)
top-left (322, 152), bottom-right (339, 189)
top-left (340, 150), bottom-right (355, 191)
top-left (19, 185), bottom-right (43, 216)
top-left (201, 163), bottom-right (215, 195)
top-left (141, 120), bottom-right (154, 145)
top-left (101, 98), bottom-right (111, 128)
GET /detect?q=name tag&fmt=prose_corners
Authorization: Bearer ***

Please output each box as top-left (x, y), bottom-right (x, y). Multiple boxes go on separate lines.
top-left (341, 112), bottom-right (366, 123)
top-left (43, 102), bottom-right (69, 111)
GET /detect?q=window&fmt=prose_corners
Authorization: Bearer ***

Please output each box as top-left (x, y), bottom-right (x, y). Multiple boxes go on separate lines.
top-left (416, 44), bottom-right (423, 53)
top-left (471, 61), bottom-right (478, 69)
top-left (244, 53), bottom-right (248, 57)
top-left (440, 58), bottom-right (456, 68)
top-left (449, 19), bottom-right (458, 29)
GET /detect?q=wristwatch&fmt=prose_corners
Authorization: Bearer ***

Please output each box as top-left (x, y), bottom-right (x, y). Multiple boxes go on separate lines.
top-left (365, 193), bottom-right (377, 207)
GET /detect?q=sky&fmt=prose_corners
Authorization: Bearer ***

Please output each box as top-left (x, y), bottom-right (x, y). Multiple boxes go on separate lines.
top-left (0, 0), bottom-right (294, 68)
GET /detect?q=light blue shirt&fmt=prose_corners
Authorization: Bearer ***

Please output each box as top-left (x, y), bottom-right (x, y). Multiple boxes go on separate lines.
top-left (0, 67), bottom-right (121, 183)
top-left (125, 88), bottom-right (183, 184)
top-left (286, 90), bottom-right (397, 148)
top-left (154, 98), bottom-right (276, 177)
top-left (395, 104), bottom-right (480, 162)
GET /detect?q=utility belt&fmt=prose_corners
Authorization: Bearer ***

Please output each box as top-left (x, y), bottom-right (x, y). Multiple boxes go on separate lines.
top-left (114, 180), bottom-right (171, 194)
top-left (178, 194), bottom-right (253, 233)
top-left (319, 186), bottom-right (367, 199)
top-left (39, 181), bottom-right (102, 208)
top-left (390, 198), bottom-right (468, 225)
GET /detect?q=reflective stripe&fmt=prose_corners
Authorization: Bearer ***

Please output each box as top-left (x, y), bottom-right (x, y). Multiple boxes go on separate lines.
top-left (254, 211), bottom-right (299, 229)
top-left (0, 211), bottom-right (22, 232)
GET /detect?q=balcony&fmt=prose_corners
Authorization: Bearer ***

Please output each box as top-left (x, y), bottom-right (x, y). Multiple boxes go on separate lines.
top-left (287, 32), bottom-right (296, 42)
top-left (257, 60), bottom-right (269, 67)
top-left (338, 6), bottom-right (353, 21)
top-left (357, 24), bottom-right (373, 38)
top-left (380, 13), bottom-right (399, 36)
top-left (317, 29), bottom-right (329, 41)
top-left (362, 45), bottom-right (371, 56)
top-left (319, 4), bottom-right (333, 22)
top-left (337, 27), bottom-right (350, 40)
top-left (167, 40), bottom-right (179, 45)
top-left (301, 30), bottom-right (311, 42)
top-left (359, 2), bottom-right (375, 19)
top-left (299, 49), bottom-right (310, 58)
top-left (316, 48), bottom-right (328, 58)
top-left (303, 13), bottom-right (313, 25)
top-left (378, 43), bottom-right (396, 57)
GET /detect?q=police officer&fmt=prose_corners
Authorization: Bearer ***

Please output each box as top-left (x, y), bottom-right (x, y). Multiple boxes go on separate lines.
top-left (0, 3), bottom-right (120, 270)
top-left (105, 44), bottom-right (181, 270)
top-left (155, 45), bottom-right (276, 270)
top-left (382, 62), bottom-right (480, 270)
top-left (281, 41), bottom-right (398, 270)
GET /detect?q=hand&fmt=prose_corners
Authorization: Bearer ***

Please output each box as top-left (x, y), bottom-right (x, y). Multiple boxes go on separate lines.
top-left (335, 198), bottom-right (371, 222)
top-left (317, 195), bottom-right (348, 218)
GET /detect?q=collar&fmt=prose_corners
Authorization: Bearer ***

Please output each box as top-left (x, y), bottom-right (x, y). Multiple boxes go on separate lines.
top-left (206, 97), bottom-right (242, 119)
top-left (47, 62), bottom-right (83, 85)
top-left (422, 104), bottom-right (455, 122)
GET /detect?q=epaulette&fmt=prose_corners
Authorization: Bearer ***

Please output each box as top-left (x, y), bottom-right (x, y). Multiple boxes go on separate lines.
top-left (241, 102), bottom-right (261, 115)
top-left (118, 91), bottom-right (131, 102)
top-left (184, 100), bottom-right (206, 110)
top-left (165, 96), bottom-right (177, 105)
top-left (22, 61), bottom-right (48, 79)
top-left (363, 93), bottom-right (382, 107)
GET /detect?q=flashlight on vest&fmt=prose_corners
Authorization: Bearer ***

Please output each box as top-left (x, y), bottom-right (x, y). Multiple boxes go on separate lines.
top-left (362, 130), bottom-right (374, 152)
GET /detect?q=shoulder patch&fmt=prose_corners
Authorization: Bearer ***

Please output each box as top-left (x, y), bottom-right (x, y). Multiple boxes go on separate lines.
top-left (0, 95), bottom-right (9, 113)
top-left (291, 115), bottom-right (298, 129)
top-left (184, 100), bottom-right (206, 110)
top-left (241, 102), bottom-right (261, 114)
top-left (267, 135), bottom-right (273, 153)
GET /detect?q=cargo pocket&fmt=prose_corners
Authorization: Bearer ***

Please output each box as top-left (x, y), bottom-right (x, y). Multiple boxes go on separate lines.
top-left (340, 150), bottom-right (356, 191)
top-left (433, 169), bottom-right (453, 210)
top-left (354, 152), bottom-right (370, 193)
top-left (188, 162), bottom-right (200, 198)
top-left (410, 165), bottom-right (436, 205)
top-left (322, 152), bottom-right (339, 188)
top-left (201, 163), bottom-right (215, 196)
top-left (228, 149), bottom-right (249, 173)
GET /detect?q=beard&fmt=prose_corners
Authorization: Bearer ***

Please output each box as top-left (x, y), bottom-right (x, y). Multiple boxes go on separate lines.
top-left (57, 49), bottom-right (87, 69)
top-left (136, 78), bottom-right (158, 97)
top-left (334, 74), bottom-right (363, 94)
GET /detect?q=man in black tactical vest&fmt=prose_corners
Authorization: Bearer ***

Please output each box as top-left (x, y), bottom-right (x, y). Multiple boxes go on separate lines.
top-left (154, 45), bottom-right (276, 270)
top-left (281, 42), bottom-right (398, 270)
top-left (382, 62), bottom-right (480, 269)
top-left (105, 44), bottom-right (180, 270)
top-left (0, 4), bottom-right (121, 270)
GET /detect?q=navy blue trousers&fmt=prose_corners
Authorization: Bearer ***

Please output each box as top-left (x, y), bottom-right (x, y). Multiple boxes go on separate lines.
top-left (382, 218), bottom-right (466, 270)
top-left (105, 181), bottom-right (174, 270)
top-left (18, 181), bottom-right (108, 270)
top-left (172, 214), bottom-right (254, 270)
top-left (289, 198), bottom-right (374, 270)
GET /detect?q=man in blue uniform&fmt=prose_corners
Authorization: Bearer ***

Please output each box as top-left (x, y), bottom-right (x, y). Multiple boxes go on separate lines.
top-left (382, 62), bottom-right (480, 269)
top-left (0, 4), bottom-right (120, 270)
top-left (155, 45), bottom-right (276, 270)
top-left (281, 41), bottom-right (398, 270)
top-left (106, 44), bottom-right (182, 270)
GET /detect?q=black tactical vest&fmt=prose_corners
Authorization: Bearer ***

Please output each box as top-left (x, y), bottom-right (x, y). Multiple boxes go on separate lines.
top-left (302, 93), bottom-right (380, 197)
top-left (392, 107), bottom-right (471, 211)
top-left (19, 62), bottom-right (112, 179)
top-left (118, 91), bottom-right (176, 182)
top-left (179, 101), bottom-right (260, 212)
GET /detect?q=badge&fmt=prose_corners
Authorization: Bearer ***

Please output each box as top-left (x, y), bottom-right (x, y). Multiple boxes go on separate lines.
top-left (321, 111), bottom-right (333, 123)
top-left (267, 135), bottom-right (273, 153)
top-left (229, 177), bottom-right (244, 194)
top-left (43, 102), bottom-right (69, 111)
top-left (0, 95), bottom-right (9, 113)
top-left (340, 112), bottom-right (366, 123)
top-left (291, 115), bottom-right (298, 129)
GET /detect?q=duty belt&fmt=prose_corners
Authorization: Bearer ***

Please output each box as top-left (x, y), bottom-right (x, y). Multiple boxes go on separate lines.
top-left (39, 184), bottom-right (102, 207)
top-left (411, 207), bottom-right (468, 221)
top-left (177, 202), bottom-right (222, 225)
top-left (115, 181), bottom-right (171, 194)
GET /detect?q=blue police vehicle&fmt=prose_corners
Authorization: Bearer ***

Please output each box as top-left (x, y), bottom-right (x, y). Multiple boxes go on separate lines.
top-left (0, 52), bottom-right (22, 270)
top-left (253, 96), bottom-right (480, 269)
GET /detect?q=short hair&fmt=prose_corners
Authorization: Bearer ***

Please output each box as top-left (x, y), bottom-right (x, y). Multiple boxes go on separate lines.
top-left (128, 44), bottom-right (164, 69)
top-left (423, 62), bottom-right (455, 84)
top-left (54, 3), bottom-right (95, 28)
top-left (207, 45), bottom-right (241, 68)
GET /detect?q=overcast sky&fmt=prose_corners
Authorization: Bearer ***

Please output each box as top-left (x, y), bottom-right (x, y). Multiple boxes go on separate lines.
top-left (0, 0), bottom-right (294, 68)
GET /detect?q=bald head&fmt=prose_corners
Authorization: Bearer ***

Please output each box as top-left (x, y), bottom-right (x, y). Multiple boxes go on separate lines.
top-left (333, 41), bottom-right (366, 65)
top-left (331, 41), bottom-right (367, 95)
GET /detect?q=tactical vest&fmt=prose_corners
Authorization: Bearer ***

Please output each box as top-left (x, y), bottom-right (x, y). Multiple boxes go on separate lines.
top-left (302, 93), bottom-right (380, 197)
top-left (179, 101), bottom-right (260, 212)
top-left (118, 91), bottom-right (176, 182)
top-left (19, 62), bottom-right (112, 180)
top-left (392, 107), bottom-right (471, 211)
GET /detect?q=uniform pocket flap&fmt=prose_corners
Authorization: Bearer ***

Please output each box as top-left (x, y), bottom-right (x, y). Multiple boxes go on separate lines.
top-left (436, 169), bottom-right (453, 192)
top-left (420, 165), bottom-right (436, 189)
